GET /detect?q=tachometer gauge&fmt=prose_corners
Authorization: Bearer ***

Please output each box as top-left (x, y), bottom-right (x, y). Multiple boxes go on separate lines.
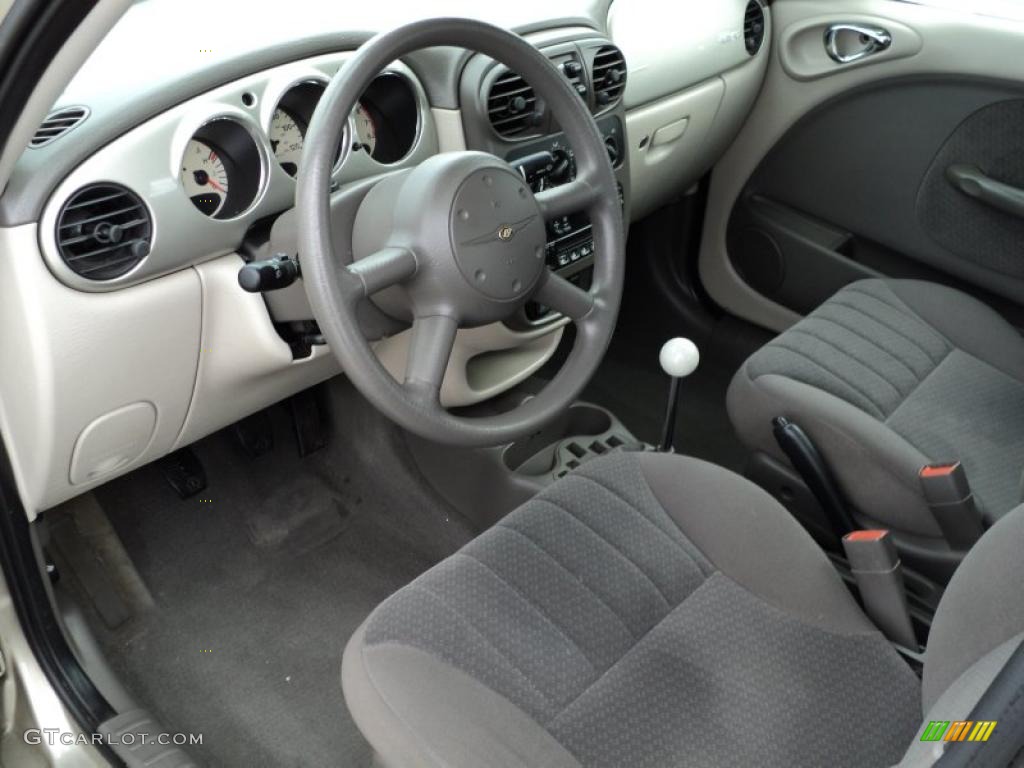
top-left (269, 108), bottom-right (305, 177)
top-left (354, 102), bottom-right (377, 157)
top-left (181, 139), bottom-right (229, 217)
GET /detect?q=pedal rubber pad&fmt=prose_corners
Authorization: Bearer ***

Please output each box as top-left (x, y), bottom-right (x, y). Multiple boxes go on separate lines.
top-left (160, 448), bottom-right (207, 499)
top-left (290, 389), bottom-right (328, 457)
top-left (233, 410), bottom-right (275, 458)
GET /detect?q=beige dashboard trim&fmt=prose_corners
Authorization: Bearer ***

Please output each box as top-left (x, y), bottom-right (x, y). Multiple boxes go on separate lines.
top-left (375, 319), bottom-right (568, 409)
top-left (171, 255), bottom-right (340, 450)
top-left (175, 254), bottom-right (567, 450)
top-left (432, 108), bottom-right (468, 154)
top-left (0, 224), bottom-right (201, 518)
top-left (623, 59), bottom-right (768, 223)
top-left (625, 79), bottom-right (726, 221)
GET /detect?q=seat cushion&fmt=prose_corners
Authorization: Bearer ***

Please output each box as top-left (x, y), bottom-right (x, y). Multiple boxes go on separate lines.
top-left (728, 278), bottom-right (1024, 537)
top-left (343, 453), bottom-right (921, 768)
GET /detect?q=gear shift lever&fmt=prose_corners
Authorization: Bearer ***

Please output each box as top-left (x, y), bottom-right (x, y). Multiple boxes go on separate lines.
top-left (658, 337), bottom-right (700, 452)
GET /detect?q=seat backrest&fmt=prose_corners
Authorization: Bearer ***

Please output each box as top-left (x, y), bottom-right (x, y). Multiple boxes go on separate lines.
top-left (898, 506), bottom-right (1024, 765)
top-left (919, 504), bottom-right (1024, 720)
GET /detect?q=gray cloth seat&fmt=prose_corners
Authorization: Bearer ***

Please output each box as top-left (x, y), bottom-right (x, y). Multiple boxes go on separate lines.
top-left (728, 278), bottom-right (1024, 540)
top-left (342, 452), bottom-right (1024, 768)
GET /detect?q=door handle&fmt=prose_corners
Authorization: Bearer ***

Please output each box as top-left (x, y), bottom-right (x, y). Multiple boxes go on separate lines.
top-left (947, 164), bottom-right (1024, 220)
top-left (825, 24), bottom-right (893, 64)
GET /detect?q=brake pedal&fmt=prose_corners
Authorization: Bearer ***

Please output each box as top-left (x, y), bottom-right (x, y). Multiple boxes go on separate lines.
top-left (233, 410), bottom-right (275, 458)
top-left (159, 448), bottom-right (207, 499)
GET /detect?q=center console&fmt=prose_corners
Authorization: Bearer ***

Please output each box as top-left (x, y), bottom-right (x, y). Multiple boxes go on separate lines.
top-left (505, 115), bottom-right (627, 324)
top-left (505, 115), bottom-right (626, 325)
top-left (407, 398), bottom-right (645, 530)
top-left (458, 35), bottom-right (632, 329)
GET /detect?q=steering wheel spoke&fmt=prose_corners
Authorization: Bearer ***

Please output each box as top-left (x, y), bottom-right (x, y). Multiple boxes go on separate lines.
top-left (533, 270), bottom-right (596, 321)
top-left (535, 175), bottom-right (601, 221)
top-left (403, 313), bottom-right (459, 405)
top-left (346, 247), bottom-right (417, 298)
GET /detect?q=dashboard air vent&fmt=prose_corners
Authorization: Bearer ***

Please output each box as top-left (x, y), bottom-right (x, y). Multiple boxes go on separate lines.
top-left (30, 106), bottom-right (89, 148)
top-left (592, 46), bottom-right (626, 109)
top-left (56, 184), bottom-right (152, 280)
top-left (487, 70), bottom-right (539, 139)
top-left (744, 1), bottom-right (766, 56)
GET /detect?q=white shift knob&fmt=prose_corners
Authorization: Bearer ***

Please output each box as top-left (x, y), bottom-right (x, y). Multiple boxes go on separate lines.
top-left (659, 337), bottom-right (700, 379)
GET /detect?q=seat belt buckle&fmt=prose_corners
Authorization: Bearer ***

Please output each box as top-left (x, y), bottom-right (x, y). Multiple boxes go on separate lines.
top-left (919, 461), bottom-right (984, 550)
top-left (842, 529), bottom-right (918, 650)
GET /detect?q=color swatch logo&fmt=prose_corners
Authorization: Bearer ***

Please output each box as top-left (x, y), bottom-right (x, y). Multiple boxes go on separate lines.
top-left (920, 721), bottom-right (997, 742)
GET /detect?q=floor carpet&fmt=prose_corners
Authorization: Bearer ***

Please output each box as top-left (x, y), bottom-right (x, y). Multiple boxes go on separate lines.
top-left (57, 380), bottom-right (474, 768)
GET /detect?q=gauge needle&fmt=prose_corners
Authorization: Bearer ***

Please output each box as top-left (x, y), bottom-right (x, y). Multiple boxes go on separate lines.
top-left (207, 178), bottom-right (226, 193)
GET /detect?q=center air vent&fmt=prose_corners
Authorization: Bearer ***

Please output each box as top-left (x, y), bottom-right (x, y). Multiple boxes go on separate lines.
top-left (30, 106), bottom-right (89, 148)
top-left (592, 46), bottom-right (627, 110)
top-left (56, 184), bottom-right (152, 281)
top-left (487, 70), bottom-right (539, 139)
top-left (744, 1), bottom-right (766, 56)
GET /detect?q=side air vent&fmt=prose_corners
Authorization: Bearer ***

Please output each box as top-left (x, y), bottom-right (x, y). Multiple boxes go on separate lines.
top-left (744, 1), bottom-right (766, 56)
top-left (56, 184), bottom-right (152, 280)
top-left (592, 46), bottom-right (627, 110)
top-left (30, 106), bottom-right (89, 148)
top-left (487, 70), bottom-right (539, 139)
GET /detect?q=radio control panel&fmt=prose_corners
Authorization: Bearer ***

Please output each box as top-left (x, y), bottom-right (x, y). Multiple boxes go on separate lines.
top-left (506, 115), bottom-right (626, 325)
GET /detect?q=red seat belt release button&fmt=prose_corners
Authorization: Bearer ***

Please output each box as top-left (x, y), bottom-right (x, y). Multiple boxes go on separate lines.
top-left (918, 461), bottom-right (984, 550)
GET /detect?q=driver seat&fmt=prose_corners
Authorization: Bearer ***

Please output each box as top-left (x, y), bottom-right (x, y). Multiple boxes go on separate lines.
top-left (342, 453), bottom-right (1024, 767)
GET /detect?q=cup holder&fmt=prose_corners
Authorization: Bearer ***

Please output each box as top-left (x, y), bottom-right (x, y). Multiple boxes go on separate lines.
top-left (503, 403), bottom-right (635, 479)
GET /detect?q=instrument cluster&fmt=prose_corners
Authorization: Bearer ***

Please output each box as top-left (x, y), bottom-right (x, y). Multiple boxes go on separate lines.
top-left (180, 71), bottom-right (420, 220)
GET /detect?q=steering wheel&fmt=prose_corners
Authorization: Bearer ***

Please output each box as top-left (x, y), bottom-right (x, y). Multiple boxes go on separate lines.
top-left (297, 18), bottom-right (625, 447)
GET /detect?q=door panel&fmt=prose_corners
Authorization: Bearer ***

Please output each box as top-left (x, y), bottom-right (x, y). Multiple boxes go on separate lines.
top-left (732, 80), bottom-right (1024, 317)
top-left (699, 0), bottom-right (1024, 332)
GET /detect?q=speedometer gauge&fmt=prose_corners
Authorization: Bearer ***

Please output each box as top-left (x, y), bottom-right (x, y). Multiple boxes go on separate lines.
top-left (181, 139), bottom-right (230, 217)
top-left (354, 102), bottom-right (377, 157)
top-left (269, 108), bottom-right (305, 177)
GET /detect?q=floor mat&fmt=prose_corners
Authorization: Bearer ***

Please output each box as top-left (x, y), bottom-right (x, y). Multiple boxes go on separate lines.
top-left (60, 379), bottom-right (474, 768)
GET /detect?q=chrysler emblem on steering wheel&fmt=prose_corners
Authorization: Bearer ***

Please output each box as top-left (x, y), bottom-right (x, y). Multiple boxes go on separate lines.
top-left (458, 214), bottom-right (538, 247)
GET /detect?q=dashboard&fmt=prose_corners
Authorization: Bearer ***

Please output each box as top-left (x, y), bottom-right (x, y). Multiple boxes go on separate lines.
top-left (40, 55), bottom-right (436, 292)
top-left (0, 0), bottom-right (770, 517)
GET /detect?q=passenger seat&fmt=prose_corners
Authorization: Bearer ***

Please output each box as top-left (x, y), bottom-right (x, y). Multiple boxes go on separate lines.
top-left (728, 278), bottom-right (1024, 565)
